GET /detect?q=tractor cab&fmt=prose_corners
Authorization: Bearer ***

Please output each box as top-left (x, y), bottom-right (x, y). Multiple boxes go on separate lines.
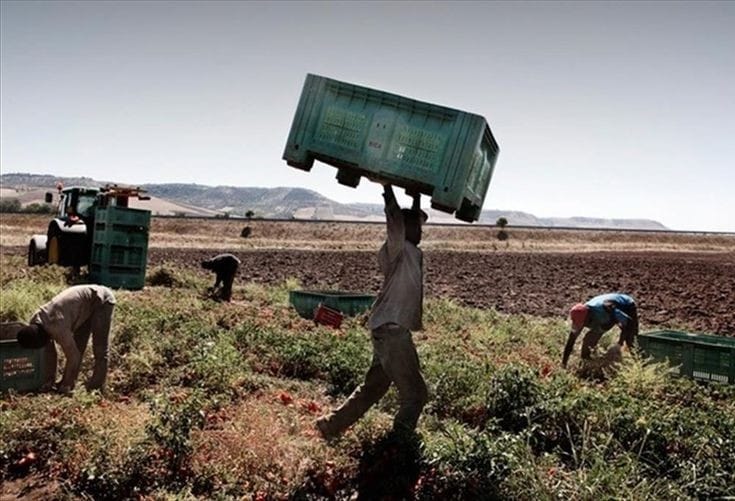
top-left (55, 187), bottom-right (100, 223)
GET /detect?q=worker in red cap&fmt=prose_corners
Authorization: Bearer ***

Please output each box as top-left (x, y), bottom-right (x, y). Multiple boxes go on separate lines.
top-left (562, 293), bottom-right (638, 368)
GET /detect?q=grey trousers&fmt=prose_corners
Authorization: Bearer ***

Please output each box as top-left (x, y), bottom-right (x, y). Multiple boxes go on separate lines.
top-left (77, 302), bottom-right (114, 390)
top-left (44, 302), bottom-right (115, 391)
top-left (319, 323), bottom-right (428, 436)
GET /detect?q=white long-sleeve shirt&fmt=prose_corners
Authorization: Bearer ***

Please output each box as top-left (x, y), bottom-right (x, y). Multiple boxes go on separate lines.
top-left (368, 187), bottom-right (424, 331)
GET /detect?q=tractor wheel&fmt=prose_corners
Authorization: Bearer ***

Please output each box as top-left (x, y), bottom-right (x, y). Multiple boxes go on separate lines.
top-left (28, 241), bottom-right (38, 266)
top-left (47, 235), bottom-right (61, 265)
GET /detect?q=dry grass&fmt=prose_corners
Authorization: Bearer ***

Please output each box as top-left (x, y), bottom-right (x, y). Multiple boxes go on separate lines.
top-left (190, 389), bottom-right (343, 494)
top-left (62, 400), bottom-right (151, 477)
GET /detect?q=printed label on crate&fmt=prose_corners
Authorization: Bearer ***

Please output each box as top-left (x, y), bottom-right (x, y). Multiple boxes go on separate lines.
top-left (2, 357), bottom-right (35, 378)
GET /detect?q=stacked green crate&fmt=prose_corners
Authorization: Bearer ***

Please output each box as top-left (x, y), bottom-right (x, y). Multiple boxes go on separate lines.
top-left (89, 206), bottom-right (151, 290)
top-left (283, 74), bottom-right (500, 222)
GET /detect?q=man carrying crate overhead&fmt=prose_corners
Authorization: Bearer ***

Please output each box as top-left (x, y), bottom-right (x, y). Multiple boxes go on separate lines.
top-left (16, 285), bottom-right (116, 393)
top-left (317, 184), bottom-right (429, 440)
top-left (562, 292), bottom-right (639, 368)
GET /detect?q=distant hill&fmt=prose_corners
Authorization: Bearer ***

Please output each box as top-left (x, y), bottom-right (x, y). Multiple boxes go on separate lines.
top-left (142, 183), bottom-right (377, 219)
top-left (0, 173), bottom-right (668, 229)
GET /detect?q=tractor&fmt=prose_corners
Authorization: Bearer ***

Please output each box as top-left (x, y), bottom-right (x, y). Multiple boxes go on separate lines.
top-left (28, 184), bottom-right (150, 270)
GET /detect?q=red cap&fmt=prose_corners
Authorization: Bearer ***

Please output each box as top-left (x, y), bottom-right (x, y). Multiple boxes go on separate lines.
top-left (570, 303), bottom-right (588, 331)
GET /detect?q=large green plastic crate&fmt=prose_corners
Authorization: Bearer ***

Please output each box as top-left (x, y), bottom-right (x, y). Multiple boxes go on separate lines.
top-left (1, 322), bottom-right (46, 392)
top-left (289, 290), bottom-right (376, 319)
top-left (283, 74), bottom-right (500, 222)
top-left (89, 206), bottom-right (150, 290)
top-left (638, 330), bottom-right (735, 384)
top-left (94, 205), bottom-right (151, 227)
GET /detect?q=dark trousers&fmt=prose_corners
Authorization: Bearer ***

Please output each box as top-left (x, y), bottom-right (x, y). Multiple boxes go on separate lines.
top-left (318, 324), bottom-right (428, 436)
top-left (213, 268), bottom-right (237, 301)
top-left (581, 303), bottom-right (638, 359)
top-left (73, 302), bottom-right (114, 390)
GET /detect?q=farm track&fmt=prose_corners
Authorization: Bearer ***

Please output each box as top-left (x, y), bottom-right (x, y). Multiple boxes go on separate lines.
top-left (147, 247), bottom-right (735, 336)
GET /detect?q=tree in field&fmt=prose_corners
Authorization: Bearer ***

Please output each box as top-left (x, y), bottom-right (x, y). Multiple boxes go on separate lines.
top-left (245, 210), bottom-right (255, 220)
top-left (0, 199), bottom-right (22, 213)
top-left (496, 216), bottom-right (509, 241)
top-left (23, 203), bottom-right (53, 214)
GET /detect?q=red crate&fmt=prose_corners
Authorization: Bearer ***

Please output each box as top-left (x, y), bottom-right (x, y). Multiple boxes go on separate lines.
top-left (313, 304), bottom-right (344, 328)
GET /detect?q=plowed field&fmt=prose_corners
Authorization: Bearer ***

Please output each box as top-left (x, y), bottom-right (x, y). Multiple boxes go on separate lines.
top-left (3, 215), bottom-right (733, 334)
top-left (149, 248), bottom-right (735, 335)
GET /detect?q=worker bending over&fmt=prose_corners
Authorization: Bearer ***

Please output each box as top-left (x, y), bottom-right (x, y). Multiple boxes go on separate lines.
top-left (317, 184), bottom-right (429, 439)
top-left (562, 293), bottom-right (638, 368)
top-left (16, 285), bottom-right (116, 393)
top-left (201, 253), bottom-right (241, 302)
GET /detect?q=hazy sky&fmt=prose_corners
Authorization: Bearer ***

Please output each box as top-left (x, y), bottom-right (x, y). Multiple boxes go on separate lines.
top-left (1, 1), bottom-right (733, 231)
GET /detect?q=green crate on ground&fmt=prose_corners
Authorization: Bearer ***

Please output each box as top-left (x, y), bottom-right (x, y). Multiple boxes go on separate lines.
top-left (283, 74), bottom-right (500, 222)
top-left (1, 322), bottom-right (46, 392)
top-left (289, 290), bottom-right (376, 319)
top-left (638, 330), bottom-right (735, 384)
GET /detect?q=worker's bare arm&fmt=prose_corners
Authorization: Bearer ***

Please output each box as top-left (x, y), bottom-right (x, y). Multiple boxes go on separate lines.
top-left (383, 185), bottom-right (405, 260)
top-left (562, 330), bottom-right (580, 368)
top-left (412, 193), bottom-right (421, 213)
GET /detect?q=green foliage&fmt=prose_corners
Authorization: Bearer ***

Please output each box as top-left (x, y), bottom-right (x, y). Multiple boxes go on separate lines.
top-left (0, 198), bottom-right (22, 213)
top-left (146, 265), bottom-right (202, 289)
top-left (424, 354), bottom-right (492, 424)
top-left (71, 392), bottom-right (207, 499)
top-left (23, 203), bottom-right (54, 214)
top-left (418, 422), bottom-right (531, 500)
top-left (0, 277), bottom-right (65, 321)
top-left (486, 364), bottom-right (541, 432)
top-left (188, 332), bottom-right (249, 395)
top-left (234, 321), bottom-right (370, 396)
top-left (2, 259), bottom-right (734, 499)
top-left (0, 199), bottom-right (52, 213)
top-left (241, 277), bottom-right (300, 306)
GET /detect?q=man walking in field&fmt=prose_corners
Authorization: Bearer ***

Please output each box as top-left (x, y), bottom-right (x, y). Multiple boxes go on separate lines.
top-left (16, 285), bottom-right (116, 393)
top-left (316, 184), bottom-right (429, 440)
top-left (562, 292), bottom-right (638, 368)
top-left (201, 253), bottom-right (241, 302)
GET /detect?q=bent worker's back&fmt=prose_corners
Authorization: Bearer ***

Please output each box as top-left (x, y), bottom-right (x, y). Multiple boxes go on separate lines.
top-left (32, 285), bottom-right (117, 331)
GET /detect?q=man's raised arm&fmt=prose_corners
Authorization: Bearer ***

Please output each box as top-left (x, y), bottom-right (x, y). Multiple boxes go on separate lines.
top-left (383, 185), bottom-right (405, 260)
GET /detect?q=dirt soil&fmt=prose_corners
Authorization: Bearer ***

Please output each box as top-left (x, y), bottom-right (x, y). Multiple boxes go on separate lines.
top-left (149, 248), bottom-right (735, 336)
